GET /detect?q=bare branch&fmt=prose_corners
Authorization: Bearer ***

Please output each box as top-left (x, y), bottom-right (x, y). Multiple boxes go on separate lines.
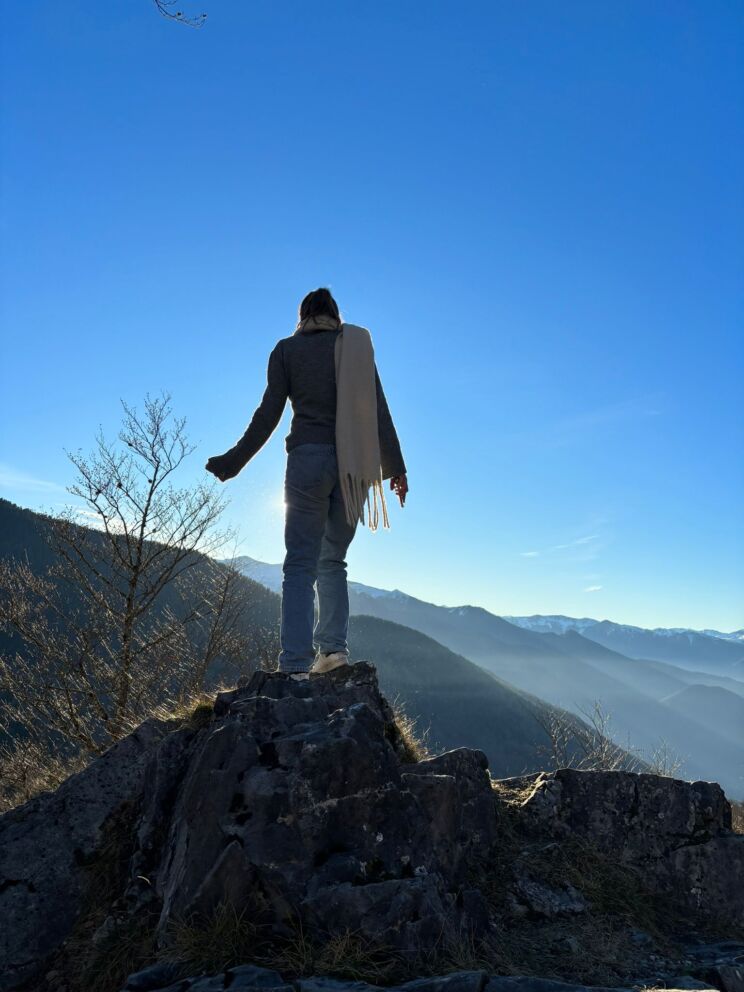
top-left (152, 0), bottom-right (207, 28)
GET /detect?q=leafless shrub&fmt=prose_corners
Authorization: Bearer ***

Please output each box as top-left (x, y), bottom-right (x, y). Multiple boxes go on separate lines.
top-left (643, 737), bottom-right (683, 778)
top-left (0, 395), bottom-right (262, 798)
top-left (533, 699), bottom-right (683, 777)
top-left (534, 700), bottom-right (636, 773)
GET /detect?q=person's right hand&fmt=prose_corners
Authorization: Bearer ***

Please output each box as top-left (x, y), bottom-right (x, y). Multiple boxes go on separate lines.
top-left (390, 474), bottom-right (408, 507)
top-left (205, 454), bottom-right (236, 483)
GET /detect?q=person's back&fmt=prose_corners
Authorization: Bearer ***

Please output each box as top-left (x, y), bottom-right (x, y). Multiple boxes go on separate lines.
top-left (280, 323), bottom-right (339, 447)
top-left (207, 307), bottom-right (406, 484)
top-left (206, 288), bottom-right (408, 678)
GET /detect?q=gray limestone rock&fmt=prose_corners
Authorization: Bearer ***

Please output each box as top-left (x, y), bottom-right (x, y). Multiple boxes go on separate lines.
top-left (0, 717), bottom-right (175, 991)
top-left (505, 767), bottom-right (744, 927)
top-left (3, 662), bottom-right (744, 992)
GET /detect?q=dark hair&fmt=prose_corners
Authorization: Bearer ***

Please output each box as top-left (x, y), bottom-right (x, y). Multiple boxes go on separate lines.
top-left (298, 287), bottom-right (341, 323)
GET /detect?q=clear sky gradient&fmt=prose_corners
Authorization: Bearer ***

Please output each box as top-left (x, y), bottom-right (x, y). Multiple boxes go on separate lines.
top-left (1, 1), bottom-right (742, 630)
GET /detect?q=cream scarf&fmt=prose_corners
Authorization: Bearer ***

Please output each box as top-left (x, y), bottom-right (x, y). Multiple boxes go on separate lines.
top-left (294, 314), bottom-right (389, 531)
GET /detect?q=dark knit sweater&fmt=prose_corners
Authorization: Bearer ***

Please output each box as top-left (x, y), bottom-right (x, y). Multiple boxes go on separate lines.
top-left (218, 326), bottom-right (406, 481)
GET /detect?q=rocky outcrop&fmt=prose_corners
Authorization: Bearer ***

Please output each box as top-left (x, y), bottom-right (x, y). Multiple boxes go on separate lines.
top-left (508, 767), bottom-right (744, 927)
top-left (1, 662), bottom-right (742, 992)
top-left (150, 664), bottom-right (497, 952)
top-left (0, 716), bottom-right (177, 992)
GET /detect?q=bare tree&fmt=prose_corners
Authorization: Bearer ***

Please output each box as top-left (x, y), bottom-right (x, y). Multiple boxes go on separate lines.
top-left (176, 551), bottom-right (278, 685)
top-left (0, 394), bottom-right (256, 767)
top-left (250, 622), bottom-right (282, 673)
top-left (534, 700), bottom-right (642, 774)
top-left (153, 0), bottom-right (207, 27)
top-left (533, 699), bottom-right (683, 777)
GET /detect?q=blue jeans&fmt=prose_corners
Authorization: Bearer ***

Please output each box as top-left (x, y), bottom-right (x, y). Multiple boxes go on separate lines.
top-left (278, 443), bottom-right (358, 673)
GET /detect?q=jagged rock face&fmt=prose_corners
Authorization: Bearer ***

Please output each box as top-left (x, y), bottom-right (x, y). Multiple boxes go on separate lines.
top-left (512, 768), bottom-right (744, 927)
top-left (151, 664), bottom-right (498, 951)
top-left (0, 717), bottom-right (174, 992)
top-left (2, 662), bottom-right (744, 992)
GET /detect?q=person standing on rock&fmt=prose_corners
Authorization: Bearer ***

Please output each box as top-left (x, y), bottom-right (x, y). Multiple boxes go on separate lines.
top-left (205, 288), bottom-right (408, 680)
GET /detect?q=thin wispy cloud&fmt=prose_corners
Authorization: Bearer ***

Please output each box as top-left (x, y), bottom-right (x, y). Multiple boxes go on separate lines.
top-left (504, 394), bottom-right (664, 449)
top-left (519, 531), bottom-right (604, 563)
top-left (0, 463), bottom-right (65, 494)
top-left (551, 535), bottom-right (598, 551)
top-left (584, 585), bottom-right (603, 593)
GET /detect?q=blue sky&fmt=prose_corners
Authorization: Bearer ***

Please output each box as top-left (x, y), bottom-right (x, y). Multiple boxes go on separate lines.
top-left (1, 1), bottom-right (742, 631)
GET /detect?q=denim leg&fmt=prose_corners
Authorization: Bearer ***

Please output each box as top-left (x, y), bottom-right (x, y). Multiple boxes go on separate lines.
top-left (314, 478), bottom-right (358, 656)
top-left (279, 446), bottom-right (334, 673)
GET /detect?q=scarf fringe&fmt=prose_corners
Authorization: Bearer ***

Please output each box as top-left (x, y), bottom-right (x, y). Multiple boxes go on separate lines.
top-left (340, 472), bottom-right (390, 532)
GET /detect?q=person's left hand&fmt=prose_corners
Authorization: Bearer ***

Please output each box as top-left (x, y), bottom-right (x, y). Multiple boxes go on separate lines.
top-left (390, 473), bottom-right (408, 507)
top-left (205, 454), bottom-right (236, 483)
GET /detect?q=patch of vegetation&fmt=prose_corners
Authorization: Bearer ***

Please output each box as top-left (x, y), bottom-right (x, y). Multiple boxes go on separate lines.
top-left (0, 741), bottom-right (88, 814)
top-left (415, 927), bottom-right (511, 975)
top-left (163, 901), bottom-right (269, 976)
top-left (280, 924), bottom-right (404, 984)
top-left (731, 799), bottom-right (744, 834)
top-left (489, 776), bottom-right (664, 928)
top-left (164, 905), bottom-right (404, 985)
top-left (163, 905), bottom-right (521, 987)
top-left (152, 689), bottom-right (218, 732)
top-left (386, 697), bottom-right (431, 763)
top-left (528, 835), bottom-right (663, 931)
top-left (0, 689), bottom-right (218, 814)
top-left (464, 783), bottom-right (688, 985)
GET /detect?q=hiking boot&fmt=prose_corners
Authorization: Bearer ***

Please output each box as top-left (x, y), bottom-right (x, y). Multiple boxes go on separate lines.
top-left (311, 652), bottom-right (350, 675)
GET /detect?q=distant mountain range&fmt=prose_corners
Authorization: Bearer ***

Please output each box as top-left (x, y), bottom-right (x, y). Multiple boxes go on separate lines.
top-left (229, 556), bottom-right (744, 674)
top-left (505, 614), bottom-right (744, 674)
top-left (505, 613), bottom-right (744, 643)
top-left (229, 555), bottom-right (744, 798)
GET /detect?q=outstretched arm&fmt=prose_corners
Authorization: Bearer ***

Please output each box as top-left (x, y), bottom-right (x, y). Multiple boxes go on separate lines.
top-left (206, 343), bottom-right (288, 482)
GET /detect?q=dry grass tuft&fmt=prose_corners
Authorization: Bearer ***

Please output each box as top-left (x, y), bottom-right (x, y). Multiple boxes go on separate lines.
top-left (313, 928), bottom-right (403, 983)
top-left (0, 739), bottom-right (88, 814)
top-left (165, 909), bottom-right (404, 985)
top-left (490, 774), bottom-right (542, 807)
top-left (151, 688), bottom-right (220, 730)
top-left (421, 927), bottom-right (509, 974)
top-left (163, 901), bottom-right (268, 975)
top-left (264, 918), bottom-right (316, 977)
top-left (388, 697), bottom-right (431, 763)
